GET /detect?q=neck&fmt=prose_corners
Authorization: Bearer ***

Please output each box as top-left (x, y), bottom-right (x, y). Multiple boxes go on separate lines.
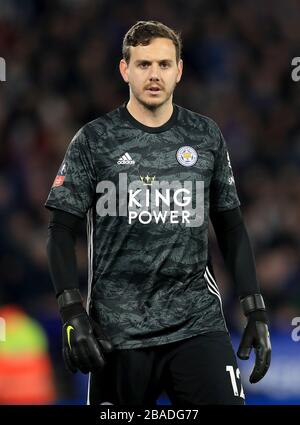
top-left (126, 97), bottom-right (173, 127)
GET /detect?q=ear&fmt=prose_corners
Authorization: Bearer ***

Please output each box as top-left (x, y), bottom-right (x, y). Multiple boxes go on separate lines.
top-left (176, 59), bottom-right (183, 83)
top-left (119, 59), bottom-right (129, 83)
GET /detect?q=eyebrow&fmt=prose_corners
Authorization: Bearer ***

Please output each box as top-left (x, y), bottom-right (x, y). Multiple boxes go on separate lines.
top-left (134, 59), bottom-right (174, 65)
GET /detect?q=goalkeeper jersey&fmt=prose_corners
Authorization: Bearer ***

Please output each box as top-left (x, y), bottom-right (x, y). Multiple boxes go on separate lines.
top-left (45, 102), bottom-right (240, 349)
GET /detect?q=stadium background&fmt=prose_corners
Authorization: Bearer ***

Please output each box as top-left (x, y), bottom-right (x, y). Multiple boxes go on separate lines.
top-left (0, 0), bottom-right (300, 404)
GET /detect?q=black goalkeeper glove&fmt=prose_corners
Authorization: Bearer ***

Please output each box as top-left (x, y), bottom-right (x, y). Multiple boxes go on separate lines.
top-left (237, 294), bottom-right (271, 384)
top-left (57, 289), bottom-right (113, 374)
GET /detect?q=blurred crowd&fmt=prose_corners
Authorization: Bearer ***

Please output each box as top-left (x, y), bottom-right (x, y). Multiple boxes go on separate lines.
top-left (0, 0), bottom-right (300, 402)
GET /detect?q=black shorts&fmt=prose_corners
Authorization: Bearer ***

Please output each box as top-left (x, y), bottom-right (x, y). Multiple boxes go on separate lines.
top-left (87, 331), bottom-right (245, 406)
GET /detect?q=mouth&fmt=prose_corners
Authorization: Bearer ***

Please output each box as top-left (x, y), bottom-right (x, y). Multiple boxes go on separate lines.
top-left (145, 86), bottom-right (162, 94)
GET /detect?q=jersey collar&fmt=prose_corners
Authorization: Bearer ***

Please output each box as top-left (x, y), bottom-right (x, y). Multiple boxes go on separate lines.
top-left (121, 102), bottom-right (178, 134)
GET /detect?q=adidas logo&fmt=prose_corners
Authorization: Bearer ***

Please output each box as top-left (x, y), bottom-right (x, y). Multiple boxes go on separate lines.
top-left (117, 152), bottom-right (135, 165)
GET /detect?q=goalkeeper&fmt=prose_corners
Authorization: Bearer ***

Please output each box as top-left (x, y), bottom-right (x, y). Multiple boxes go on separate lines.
top-left (46, 20), bottom-right (271, 405)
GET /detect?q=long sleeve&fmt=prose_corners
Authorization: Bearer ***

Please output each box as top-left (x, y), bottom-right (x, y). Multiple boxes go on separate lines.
top-left (210, 206), bottom-right (260, 298)
top-left (46, 209), bottom-right (83, 296)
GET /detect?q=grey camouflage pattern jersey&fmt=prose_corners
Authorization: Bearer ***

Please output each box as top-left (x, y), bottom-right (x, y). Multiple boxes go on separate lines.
top-left (45, 103), bottom-right (240, 349)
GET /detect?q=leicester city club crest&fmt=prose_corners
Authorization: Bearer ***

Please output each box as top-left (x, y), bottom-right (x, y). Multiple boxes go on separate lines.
top-left (176, 146), bottom-right (198, 167)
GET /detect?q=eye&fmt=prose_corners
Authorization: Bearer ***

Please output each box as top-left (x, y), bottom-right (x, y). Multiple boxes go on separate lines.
top-left (139, 62), bottom-right (149, 68)
top-left (160, 62), bottom-right (170, 68)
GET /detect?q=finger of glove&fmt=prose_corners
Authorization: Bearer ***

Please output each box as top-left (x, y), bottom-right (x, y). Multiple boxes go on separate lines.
top-left (237, 328), bottom-right (253, 360)
top-left (72, 341), bottom-right (91, 374)
top-left (63, 347), bottom-right (78, 373)
top-left (250, 345), bottom-right (269, 383)
top-left (86, 338), bottom-right (106, 371)
top-left (90, 318), bottom-right (113, 353)
top-left (250, 324), bottom-right (272, 383)
top-left (97, 338), bottom-right (113, 353)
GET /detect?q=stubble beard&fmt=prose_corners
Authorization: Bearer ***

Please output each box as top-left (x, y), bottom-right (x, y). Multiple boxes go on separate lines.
top-left (131, 82), bottom-right (176, 112)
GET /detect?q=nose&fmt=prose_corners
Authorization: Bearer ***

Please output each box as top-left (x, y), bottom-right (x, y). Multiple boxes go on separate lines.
top-left (149, 63), bottom-right (160, 81)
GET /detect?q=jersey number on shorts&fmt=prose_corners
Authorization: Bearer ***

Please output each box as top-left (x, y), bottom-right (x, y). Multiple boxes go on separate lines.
top-left (226, 365), bottom-right (245, 399)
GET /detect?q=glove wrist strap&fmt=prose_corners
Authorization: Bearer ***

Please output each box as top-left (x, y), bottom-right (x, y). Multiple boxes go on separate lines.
top-left (57, 288), bottom-right (83, 310)
top-left (57, 289), bottom-right (86, 323)
top-left (240, 293), bottom-right (265, 316)
top-left (60, 302), bottom-right (86, 324)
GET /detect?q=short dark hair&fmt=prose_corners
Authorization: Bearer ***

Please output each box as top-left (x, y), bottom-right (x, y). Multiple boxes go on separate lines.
top-left (122, 21), bottom-right (182, 63)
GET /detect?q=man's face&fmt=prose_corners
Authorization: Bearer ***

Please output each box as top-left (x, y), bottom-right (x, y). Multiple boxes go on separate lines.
top-left (120, 37), bottom-right (183, 110)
